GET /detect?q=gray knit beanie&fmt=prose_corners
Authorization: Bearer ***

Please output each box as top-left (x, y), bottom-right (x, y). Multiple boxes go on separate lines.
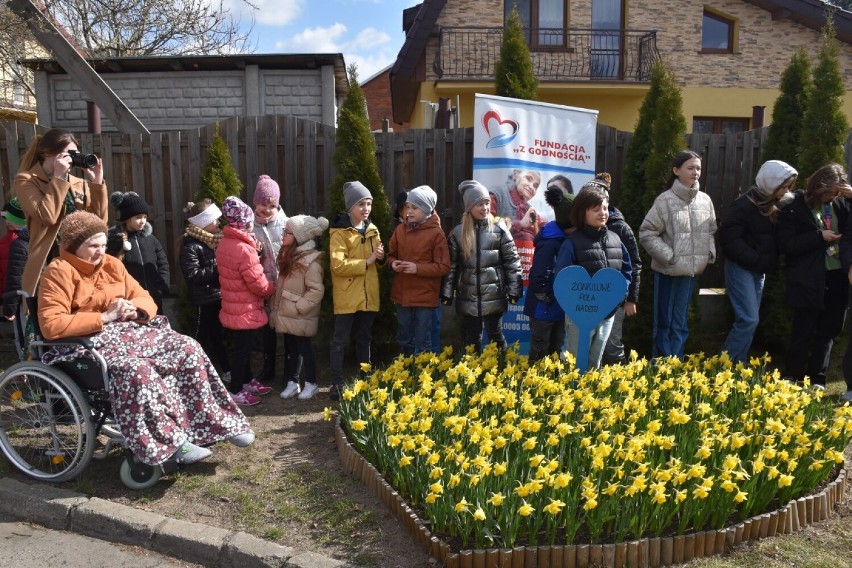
top-left (343, 181), bottom-right (372, 211)
top-left (458, 180), bottom-right (490, 212)
top-left (406, 185), bottom-right (437, 214)
top-left (754, 160), bottom-right (797, 198)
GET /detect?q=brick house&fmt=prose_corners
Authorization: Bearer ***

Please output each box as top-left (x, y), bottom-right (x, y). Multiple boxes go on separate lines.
top-left (390, 0), bottom-right (852, 132)
top-left (362, 65), bottom-right (410, 132)
top-left (23, 53), bottom-right (349, 131)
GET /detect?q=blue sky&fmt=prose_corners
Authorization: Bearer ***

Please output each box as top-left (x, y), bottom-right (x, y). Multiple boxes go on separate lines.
top-left (225, 0), bottom-right (421, 83)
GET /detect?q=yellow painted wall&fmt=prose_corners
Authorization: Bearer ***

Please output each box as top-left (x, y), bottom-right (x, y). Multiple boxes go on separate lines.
top-left (410, 83), bottom-right (852, 133)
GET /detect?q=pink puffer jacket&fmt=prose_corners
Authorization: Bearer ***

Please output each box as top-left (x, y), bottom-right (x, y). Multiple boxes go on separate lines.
top-left (216, 226), bottom-right (274, 330)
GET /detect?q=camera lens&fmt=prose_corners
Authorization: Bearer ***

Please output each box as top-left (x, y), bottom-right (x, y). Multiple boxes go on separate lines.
top-left (68, 150), bottom-right (98, 169)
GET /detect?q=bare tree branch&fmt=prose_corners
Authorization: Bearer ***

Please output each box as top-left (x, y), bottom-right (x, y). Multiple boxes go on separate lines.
top-left (38, 0), bottom-right (257, 56)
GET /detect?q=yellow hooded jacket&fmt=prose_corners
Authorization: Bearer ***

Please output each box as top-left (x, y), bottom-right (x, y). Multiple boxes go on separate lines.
top-left (329, 212), bottom-right (383, 314)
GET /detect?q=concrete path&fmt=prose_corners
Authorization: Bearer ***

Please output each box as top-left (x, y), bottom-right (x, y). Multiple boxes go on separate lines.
top-left (0, 513), bottom-right (198, 567)
top-left (0, 477), bottom-right (344, 568)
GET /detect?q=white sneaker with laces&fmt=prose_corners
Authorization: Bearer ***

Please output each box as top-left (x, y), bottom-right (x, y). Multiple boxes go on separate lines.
top-left (280, 381), bottom-right (301, 399)
top-left (298, 382), bottom-right (318, 400)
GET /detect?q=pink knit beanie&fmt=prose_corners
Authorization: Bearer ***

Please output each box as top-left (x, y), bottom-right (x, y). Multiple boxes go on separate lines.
top-left (254, 175), bottom-right (280, 206)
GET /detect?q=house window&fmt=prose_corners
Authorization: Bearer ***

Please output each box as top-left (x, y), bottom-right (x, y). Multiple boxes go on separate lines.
top-left (702, 10), bottom-right (735, 53)
top-left (506, 0), bottom-right (568, 48)
top-left (693, 117), bottom-right (749, 134)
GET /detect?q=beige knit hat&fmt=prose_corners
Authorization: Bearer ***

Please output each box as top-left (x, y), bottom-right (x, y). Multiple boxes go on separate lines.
top-left (286, 215), bottom-right (329, 245)
top-left (60, 210), bottom-right (108, 251)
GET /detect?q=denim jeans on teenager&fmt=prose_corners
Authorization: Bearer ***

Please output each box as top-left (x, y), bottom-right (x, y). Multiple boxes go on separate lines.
top-left (330, 311), bottom-right (376, 387)
top-left (652, 272), bottom-right (697, 359)
top-left (720, 259), bottom-right (765, 362)
top-left (396, 305), bottom-right (434, 355)
top-left (565, 315), bottom-right (616, 369)
top-left (431, 307), bottom-right (442, 352)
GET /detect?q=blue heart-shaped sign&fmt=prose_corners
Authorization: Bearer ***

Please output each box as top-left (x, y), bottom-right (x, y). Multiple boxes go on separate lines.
top-left (553, 266), bottom-right (627, 371)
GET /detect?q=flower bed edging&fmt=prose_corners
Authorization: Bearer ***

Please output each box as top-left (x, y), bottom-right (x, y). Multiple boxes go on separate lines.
top-left (335, 417), bottom-right (848, 567)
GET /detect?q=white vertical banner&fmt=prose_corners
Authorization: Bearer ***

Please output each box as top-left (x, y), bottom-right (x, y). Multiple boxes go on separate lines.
top-left (473, 94), bottom-right (598, 352)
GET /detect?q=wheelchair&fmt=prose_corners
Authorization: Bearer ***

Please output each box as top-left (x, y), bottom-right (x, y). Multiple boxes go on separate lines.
top-left (0, 291), bottom-right (183, 489)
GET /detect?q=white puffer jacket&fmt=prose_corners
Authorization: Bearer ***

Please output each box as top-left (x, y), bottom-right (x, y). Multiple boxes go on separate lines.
top-left (639, 180), bottom-right (717, 276)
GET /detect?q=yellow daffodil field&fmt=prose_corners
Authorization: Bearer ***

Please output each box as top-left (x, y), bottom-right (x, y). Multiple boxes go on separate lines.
top-left (334, 344), bottom-right (852, 550)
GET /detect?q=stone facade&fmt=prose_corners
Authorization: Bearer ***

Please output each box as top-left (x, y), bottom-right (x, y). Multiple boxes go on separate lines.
top-left (428, 0), bottom-right (852, 89)
top-left (34, 61), bottom-right (341, 132)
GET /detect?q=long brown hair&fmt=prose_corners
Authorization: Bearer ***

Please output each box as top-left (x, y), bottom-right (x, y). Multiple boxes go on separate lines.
top-left (804, 163), bottom-right (848, 209)
top-left (18, 129), bottom-right (79, 171)
top-left (276, 238), bottom-right (323, 280)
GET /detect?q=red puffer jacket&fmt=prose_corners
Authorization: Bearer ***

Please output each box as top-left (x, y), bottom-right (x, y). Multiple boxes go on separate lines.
top-left (215, 226), bottom-right (274, 330)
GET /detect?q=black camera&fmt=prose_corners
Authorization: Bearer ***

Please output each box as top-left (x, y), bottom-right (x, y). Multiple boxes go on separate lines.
top-left (68, 149), bottom-right (98, 169)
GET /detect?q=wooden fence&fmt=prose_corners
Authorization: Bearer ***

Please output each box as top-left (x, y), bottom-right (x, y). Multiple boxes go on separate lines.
top-left (2, 116), bottom-right (851, 289)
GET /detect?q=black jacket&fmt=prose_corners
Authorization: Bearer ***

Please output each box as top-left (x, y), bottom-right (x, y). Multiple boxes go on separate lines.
top-left (106, 223), bottom-right (170, 311)
top-left (179, 236), bottom-right (222, 306)
top-left (606, 206), bottom-right (642, 303)
top-left (777, 191), bottom-right (850, 309)
top-left (2, 228), bottom-right (28, 317)
top-left (719, 191), bottom-right (779, 274)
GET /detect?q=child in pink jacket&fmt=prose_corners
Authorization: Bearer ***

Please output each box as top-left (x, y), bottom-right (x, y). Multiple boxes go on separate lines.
top-left (216, 196), bottom-right (275, 406)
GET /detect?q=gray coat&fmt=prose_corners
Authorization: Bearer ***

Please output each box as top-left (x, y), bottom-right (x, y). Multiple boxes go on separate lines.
top-left (441, 218), bottom-right (522, 317)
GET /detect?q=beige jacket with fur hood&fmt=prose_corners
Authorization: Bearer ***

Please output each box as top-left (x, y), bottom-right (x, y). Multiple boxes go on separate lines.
top-left (269, 244), bottom-right (324, 337)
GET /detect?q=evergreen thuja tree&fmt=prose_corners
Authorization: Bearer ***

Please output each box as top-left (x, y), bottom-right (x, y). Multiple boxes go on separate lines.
top-left (320, 64), bottom-right (395, 357)
top-left (618, 62), bottom-right (663, 228)
top-left (761, 48), bottom-right (812, 169)
top-left (621, 60), bottom-right (688, 357)
top-left (196, 123), bottom-right (243, 203)
top-left (798, 16), bottom-right (848, 178)
top-left (495, 7), bottom-right (538, 100)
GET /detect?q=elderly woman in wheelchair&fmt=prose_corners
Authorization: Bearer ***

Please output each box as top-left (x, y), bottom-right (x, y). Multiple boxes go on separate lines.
top-left (0, 210), bottom-right (254, 488)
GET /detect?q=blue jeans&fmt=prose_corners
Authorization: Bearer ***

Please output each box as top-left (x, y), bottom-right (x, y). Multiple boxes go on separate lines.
top-left (721, 260), bottom-right (764, 362)
top-left (652, 272), bottom-right (696, 359)
top-left (396, 305), bottom-right (434, 355)
top-left (565, 315), bottom-right (616, 369)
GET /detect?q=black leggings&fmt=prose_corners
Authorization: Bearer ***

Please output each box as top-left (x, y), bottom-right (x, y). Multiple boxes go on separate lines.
top-left (195, 302), bottom-right (230, 374)
top-left (283, 334), bottom-right (317, 385)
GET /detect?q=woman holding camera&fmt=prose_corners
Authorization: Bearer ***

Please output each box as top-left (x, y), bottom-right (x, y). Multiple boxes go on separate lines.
top-left (14, 128), bottom-right (108, 296)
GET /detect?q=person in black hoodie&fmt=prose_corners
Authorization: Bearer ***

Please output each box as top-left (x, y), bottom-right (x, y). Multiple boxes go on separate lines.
top-left (106, 191), bottom-right (170, 314)
top-left (777, 163), bottom-right (852, 389)
top-left (719, 160), bottom-right (796, 363)
top-left (179, 199), bottom-right (231, 382)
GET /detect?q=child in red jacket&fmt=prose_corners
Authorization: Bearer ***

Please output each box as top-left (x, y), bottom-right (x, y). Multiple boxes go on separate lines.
top-left (216, 196), bottom-right (275, 406)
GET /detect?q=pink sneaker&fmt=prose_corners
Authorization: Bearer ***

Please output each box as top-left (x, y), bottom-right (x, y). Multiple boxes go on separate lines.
top-left (245, 379), bottom-right (273, 395)
top-left (231, 389), bottom-right (261, 406)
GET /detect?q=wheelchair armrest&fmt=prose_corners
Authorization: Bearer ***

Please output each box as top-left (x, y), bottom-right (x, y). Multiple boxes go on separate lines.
top-left (31, 337), bottom-right (95, 350)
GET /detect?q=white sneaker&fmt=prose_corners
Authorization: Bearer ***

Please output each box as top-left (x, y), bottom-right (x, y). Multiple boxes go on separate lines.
top-left (221, 371), bottom-right (231, 384)
top-left (840, 390), bottom-right (852, 403)
top-left (298, 382), bottom-right (318, 400)
top-left (280, 381), bottom-right (301, 399)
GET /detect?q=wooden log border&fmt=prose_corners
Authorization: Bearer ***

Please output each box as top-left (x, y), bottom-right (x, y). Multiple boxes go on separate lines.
top-left (334, 418), bottom-right (849, 567)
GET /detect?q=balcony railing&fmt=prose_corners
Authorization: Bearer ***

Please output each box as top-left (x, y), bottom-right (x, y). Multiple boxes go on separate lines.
top-left (433, 27), bottom-right (659, 82)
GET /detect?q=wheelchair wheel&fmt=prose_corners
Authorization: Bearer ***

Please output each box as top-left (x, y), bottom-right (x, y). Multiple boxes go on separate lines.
top-left (119, 454), bottom-right (162, 490)
top-left (0, 362), bottom-right (96, 482)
